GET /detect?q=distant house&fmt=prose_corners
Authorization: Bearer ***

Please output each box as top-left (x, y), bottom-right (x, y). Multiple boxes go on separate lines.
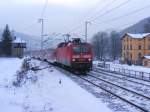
top-left (143, 56), bottom-right (150, 67)
top-left (0, 37), bottom-right (27, 57)
top-left (121, 33), bottom-right (150, 66)
top-left (11, 38), bottom-right (26, 57)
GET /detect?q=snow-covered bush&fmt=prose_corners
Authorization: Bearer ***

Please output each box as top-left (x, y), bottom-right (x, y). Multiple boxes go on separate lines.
top-left (13, 58), bottom-right (38, 87)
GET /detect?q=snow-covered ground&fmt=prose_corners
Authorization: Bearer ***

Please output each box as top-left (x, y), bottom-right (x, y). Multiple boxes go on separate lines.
top-left (0, 58), bottom-right (23, 86)
top-left (93, 60), bottom-right (150, 73)
top-left (0, 58), bottom-right (112, 112)
top-left (93, 60), bottom-right (150, 80)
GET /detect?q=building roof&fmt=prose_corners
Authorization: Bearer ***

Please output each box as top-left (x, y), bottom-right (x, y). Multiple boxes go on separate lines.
top-left (121, 33), bottom-right (150, 40)
top-left (126, 33), bottom-right (150, 39)
top-left (13, 38), bottom-right (26, 44)
top-left (144, 56), bottom-right (150, 60)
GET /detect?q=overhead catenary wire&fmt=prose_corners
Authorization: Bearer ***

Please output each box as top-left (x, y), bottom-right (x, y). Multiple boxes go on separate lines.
top-left (68, 1), bottom-right (150, 37)
top-left (38, 0), bottom-right (49, 50)
top-left (115, 22), bottom-right (137, 31)
top-left (19, 0), bottom-right (49, 33)
top-left (20, 22), bottom-right (38, 31)
top-left (67, 0), bottom-right (131, 35)
top-left (66, 0), bottom-right (117, 34)
top-left (89, 4), bottom-right (150, 36)
top-left (93, 4), bottom-right (150, 26)
top-left (89, 0), bottom-right (118, 20)
top-left (41, 0), bottom-right (49, 18)
top-left (67, 25), bottom-right (84, 34)
top-left (97, 21), bottom-right (139, 33)
top-left (91, 0), bottom-right (131, 21)
top-left (67, 0), bottom-right (118, 34)
top-left (87, 0), bottom-right (118, 20)
top-left (68, 0), bottom-right (109, 34)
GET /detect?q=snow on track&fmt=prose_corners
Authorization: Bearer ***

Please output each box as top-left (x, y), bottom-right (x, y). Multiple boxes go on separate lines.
top-left (95, 68), bottom-right (150, 87)
top-left (91, 71), bottom-right (150, 97)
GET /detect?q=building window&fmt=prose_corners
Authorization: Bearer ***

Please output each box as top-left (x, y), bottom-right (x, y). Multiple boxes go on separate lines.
top-left (127, 52), bottom-right (129, 58)
top-left (148, 45), bottom-right (150, 50)
top-left (144, 61), bottom-right (148, 66)
top-left (130, 54), bottom-right (132, 59)
top-left (138, 53), bottom-right (142, 58)
top-left (124, 46), bottom-right (126, 50)
top-left (138, 45), bottom-right (142, 50)
top-left (127, 46), bottom-right (129, 50)
top-left (130, 45), bottom-right (132, 50)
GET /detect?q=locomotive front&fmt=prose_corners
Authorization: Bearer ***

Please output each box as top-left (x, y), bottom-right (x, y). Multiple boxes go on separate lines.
top-left (70, 39), bottom-right (93, 72)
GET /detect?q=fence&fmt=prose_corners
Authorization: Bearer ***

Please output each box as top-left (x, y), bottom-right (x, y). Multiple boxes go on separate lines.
top-left (95, 62), bottom-right (150, 81)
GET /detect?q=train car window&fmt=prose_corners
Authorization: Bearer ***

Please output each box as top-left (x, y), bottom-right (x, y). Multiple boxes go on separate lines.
top-left (81, 46), bottom-right (89, 53)
top-left (73, 45), bottom-right (90, 54)
top-left (73, 46), bottom-right (81, 54)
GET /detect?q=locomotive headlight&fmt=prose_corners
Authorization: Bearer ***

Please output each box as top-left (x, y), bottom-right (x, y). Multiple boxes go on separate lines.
top-left (72, 58), bottom-right (76, 62)
top-left (88, 58), bottom-right (92, 61)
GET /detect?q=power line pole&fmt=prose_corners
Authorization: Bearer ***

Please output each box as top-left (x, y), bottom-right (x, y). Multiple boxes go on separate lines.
top-left (85, 21), bottom-right (91, 42)
top-left (63, 34), bottom-right (71, 43)
top-left (38, 18), bottom-right (44, 50)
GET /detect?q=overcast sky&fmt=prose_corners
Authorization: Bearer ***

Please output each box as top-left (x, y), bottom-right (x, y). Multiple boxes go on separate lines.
top-left (0, 0), bottom-right (150, 38)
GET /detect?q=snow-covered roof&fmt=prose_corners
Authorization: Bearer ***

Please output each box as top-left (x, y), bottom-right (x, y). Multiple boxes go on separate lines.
top-left (144, 56), bottom-right (150, 60)
top-left (13, 38), bottom-right (26, 43)
top-left (127, 33), bottom-right (150, 39)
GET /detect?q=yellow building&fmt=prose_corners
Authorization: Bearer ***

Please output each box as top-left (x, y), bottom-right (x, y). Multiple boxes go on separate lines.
top-left (122, 33), bottom-right (150, 65)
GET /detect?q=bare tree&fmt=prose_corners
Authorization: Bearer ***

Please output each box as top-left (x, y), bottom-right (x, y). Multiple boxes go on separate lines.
top-left (1, 24), bottom-right (12, 56)
top-left (109, 31), bottom-right (121, 60)
top-left (92, 31), bottom-right (109, 61)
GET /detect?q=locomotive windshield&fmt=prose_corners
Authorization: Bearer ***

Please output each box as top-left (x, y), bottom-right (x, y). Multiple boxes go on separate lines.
top-left (73, 45), bottom-right (90, 54)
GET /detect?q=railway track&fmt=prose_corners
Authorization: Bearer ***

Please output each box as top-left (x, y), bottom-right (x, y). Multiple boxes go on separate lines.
top-left (90, 71), bottom-right (150, 97)
top-left (34, 58), bottom-right (150, 112)
top-left (94, 67), bottom-right (150, 84)
top-left (77, 74), bottom-right (150, 112)
top-left (54, 67), bottom-right (150, 111)
top-left (92, 69), bottom-right (150, 88)
top-left (88, 73), bottom-right (150, 99)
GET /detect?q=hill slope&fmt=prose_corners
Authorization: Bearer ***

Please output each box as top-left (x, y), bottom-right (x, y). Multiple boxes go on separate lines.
top-left (121, 17), bottom-right (150, 35)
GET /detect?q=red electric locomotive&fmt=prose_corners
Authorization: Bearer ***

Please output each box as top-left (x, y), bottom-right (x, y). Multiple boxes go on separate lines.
top-left (54, 38), bottom-right (93, 72)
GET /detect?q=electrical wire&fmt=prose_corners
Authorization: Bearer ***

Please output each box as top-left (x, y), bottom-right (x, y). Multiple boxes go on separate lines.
top-left (68, 1), bottom-right (150, 36)
top-left (20, 22), bottom-right (38, 31)
top-left (67, 0), bottom-right (118, 34)
top-left (41, 0), bottom-right (49, 18)
top-left (86, 0), bottom-right (116, 20)
top-left (67, 0), bottom-right (130, 34)
top-left (94, 4), bottom-right (150, 26)
top-left (66, 0), bottom-right (117, 34)
top-left (91, 0), bottom-right (131, 21)
top-left (18, 0), bottom-right (49, 35)
top-left (89, 0), bottom-right (118, 20)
